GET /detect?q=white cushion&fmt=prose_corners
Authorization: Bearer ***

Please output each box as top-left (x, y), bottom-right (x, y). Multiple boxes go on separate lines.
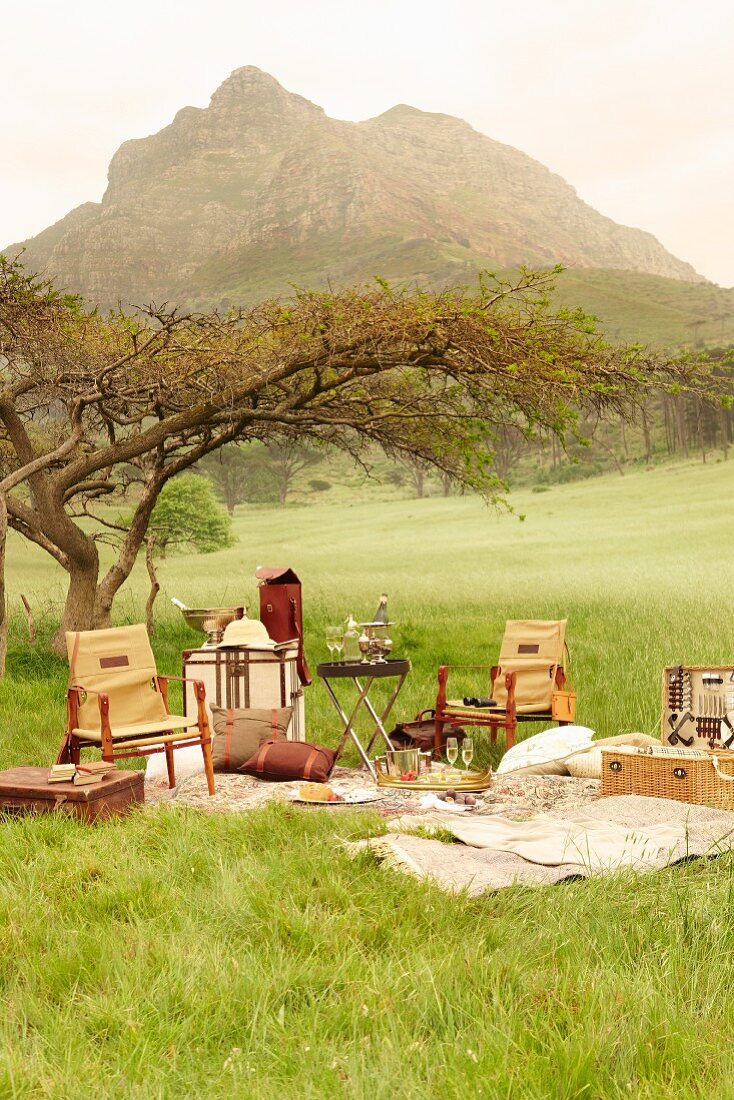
top-left (496, 726), bottom-right (595, 777)
top-left (145, 744), bottom-right (206, 785)
top-left (565, 747), bottom-right (604, 779)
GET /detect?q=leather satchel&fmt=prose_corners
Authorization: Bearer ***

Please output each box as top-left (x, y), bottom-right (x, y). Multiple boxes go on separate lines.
top-left (239, 739), bottom-right (336, 783)
top-left (256, 566), bottom-right (312, 686)
top-left (389, 709), bottom-right (466, 753)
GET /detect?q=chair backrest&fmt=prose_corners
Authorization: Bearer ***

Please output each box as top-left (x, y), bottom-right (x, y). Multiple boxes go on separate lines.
top-left (66, 624), bottom-right (167, 731)
top-left (493, 619), bottom-right (568, 714)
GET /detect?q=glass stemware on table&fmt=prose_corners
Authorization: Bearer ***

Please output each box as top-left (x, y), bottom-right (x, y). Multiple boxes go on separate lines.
top-left (325, 626), bottom-right (344, 661)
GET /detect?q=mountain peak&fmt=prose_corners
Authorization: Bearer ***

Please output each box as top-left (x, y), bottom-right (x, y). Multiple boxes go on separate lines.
top-left (209, 66), bottom-right (324, 118)
top-left (6, 67), bottom-right (704, 311)
top-left (372, 103), bottom-right (461, 125)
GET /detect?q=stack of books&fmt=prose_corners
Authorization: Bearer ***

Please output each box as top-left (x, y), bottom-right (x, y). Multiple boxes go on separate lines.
top-left (48, 761), bottom-right (118, 786)
top-left (48, 763), bottom-right (76, 784)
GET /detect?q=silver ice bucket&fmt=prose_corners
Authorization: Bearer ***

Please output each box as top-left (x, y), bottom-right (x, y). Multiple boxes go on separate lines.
top-left (383, 748), bottom-right (421, 777)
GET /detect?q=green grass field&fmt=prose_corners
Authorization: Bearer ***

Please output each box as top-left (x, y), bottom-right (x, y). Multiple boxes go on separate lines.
top-left (3, 459), bottom-right (734, 1097)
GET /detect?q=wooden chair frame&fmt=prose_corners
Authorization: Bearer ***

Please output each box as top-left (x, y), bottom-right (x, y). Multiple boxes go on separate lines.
top-left (434, 663), bottom-right (569, 758)
top-left (59, 672), bottom-right (215, 795)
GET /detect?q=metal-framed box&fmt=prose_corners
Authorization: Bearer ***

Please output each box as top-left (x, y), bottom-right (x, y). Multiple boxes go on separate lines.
top-left (663, 665), bottom-right (734, 750)
top-left (183, 644), bottom-right (306, 741)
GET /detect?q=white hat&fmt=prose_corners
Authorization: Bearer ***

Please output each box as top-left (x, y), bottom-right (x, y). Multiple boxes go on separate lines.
top-left (218, 617), bottom-right (277, 649)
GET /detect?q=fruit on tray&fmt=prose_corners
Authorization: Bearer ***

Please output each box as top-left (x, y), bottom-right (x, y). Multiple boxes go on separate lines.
top-left (400, 771), bottom-right (418, 781)
top-left (437, 789), bottom-right (477, 806)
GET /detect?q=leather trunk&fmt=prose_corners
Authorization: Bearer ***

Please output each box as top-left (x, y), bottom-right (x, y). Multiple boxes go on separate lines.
top-left (0, 766), bottom-right (144, 822)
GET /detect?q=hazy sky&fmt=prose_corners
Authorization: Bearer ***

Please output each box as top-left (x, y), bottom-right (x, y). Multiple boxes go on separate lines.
top-left (3, 0), bottom-right (732, 285)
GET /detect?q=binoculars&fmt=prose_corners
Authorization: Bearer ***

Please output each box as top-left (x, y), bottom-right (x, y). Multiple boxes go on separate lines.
top-left (462, 696), bottom-right (497, 708)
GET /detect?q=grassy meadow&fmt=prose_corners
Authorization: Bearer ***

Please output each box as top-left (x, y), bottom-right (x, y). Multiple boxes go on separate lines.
top-left (3, 459), bottom-right (734, 1096)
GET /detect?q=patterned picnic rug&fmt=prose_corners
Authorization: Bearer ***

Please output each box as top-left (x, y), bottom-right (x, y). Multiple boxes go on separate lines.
top-left (145, 765), bottom-right (602, 820)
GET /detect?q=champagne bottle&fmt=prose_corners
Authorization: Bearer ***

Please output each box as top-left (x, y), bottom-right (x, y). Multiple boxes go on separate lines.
top-left (372, 593), bottom-right (389, 625)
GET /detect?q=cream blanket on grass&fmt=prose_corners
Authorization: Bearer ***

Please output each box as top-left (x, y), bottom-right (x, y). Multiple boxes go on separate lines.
top-left (348, 795), bottom-right (734, 896)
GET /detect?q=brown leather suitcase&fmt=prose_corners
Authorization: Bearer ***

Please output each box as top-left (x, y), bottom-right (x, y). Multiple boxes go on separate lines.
top-left (0, 766), bottom-right (144, 822)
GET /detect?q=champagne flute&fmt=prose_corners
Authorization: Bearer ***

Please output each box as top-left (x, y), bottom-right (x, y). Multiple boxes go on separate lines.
top-left (325, 625), bottom-right (342, 660)
top-left (461, 737), bottom-right (474, 774)
top-left (445, 736), bottom-right (459, 775)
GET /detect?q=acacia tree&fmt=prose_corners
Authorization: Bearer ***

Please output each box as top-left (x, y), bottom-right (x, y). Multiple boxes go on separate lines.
top-left (0, 258), bottom-right (710, 656)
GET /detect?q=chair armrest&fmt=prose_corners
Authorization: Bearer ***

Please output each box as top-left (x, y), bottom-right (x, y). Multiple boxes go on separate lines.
top-left (68, 683), bottom-right (103, 698)
top-left (66, 685), bottom-right (113, 745)
top-left (157, 674), bottom-right (207, 703)
top-left (437, 664), bottom-right (494, 672)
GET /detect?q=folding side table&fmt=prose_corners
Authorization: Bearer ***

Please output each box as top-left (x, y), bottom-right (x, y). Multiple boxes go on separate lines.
top-left (317, 658), bottom-right (411, 779)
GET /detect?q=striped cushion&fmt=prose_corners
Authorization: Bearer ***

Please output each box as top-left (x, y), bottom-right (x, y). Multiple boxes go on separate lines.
top-left (210, 706), bottom-right (293, 773)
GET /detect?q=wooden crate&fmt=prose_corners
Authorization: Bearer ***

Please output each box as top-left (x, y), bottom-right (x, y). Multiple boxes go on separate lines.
top-left (600, 748), bottom-right (734, 809)
top-left (0, 767), bottom-right (144, 822)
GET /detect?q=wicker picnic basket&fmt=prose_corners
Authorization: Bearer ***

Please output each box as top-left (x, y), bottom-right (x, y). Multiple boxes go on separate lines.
top-left (600, 747), bottom-right (734, 808)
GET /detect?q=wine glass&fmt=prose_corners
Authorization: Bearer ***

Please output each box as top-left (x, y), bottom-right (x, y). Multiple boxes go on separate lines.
top-left (445, 736), bottom-right (459, 775)
top-left (326, 626), bottom-right (343, 660)
top-left (461, 737), bottom-right (474, 774)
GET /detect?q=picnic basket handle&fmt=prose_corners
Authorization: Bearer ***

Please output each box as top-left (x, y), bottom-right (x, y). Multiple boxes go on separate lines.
top-left (711, 756), bottom-right (734, 781)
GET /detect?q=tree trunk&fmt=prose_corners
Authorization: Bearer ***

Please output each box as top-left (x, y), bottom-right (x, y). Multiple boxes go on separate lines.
top-left (20, 595), bottom-right (36, 644)
top-left (145, 538), bottom-right (160, 637)
top-left (93, 472), bottom-right (167, 629)
top-left (641, 404), bottom-right (653, 465)
top-left (54, 553), bottom-right (101, 650)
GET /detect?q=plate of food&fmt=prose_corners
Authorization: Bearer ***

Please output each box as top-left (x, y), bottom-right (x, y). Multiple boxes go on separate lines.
top-left (292, 783), bottom-right (386, 806)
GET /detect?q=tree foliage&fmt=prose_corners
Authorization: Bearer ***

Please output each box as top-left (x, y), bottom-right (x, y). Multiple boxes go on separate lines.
top-left (0, 255), bottom-right (716, 655)
top-left (147, 475), bottom-right (235, 554)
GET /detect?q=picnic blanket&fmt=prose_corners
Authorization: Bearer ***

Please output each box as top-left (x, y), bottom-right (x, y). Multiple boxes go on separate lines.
top-left (146, 766), bottom-right (603, 819)
top-left (348, 795), bottom-right (734, 895)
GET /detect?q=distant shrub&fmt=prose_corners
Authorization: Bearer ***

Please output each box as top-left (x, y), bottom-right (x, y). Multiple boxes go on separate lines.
top-left (535, 461), bottom-right (604, 486)
top-left (309, 479), bottom-right (331, 492)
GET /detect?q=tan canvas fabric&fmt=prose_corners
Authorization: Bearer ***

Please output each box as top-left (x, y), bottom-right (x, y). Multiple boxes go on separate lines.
top-left (492, 619), bottom-right (567, 714)
top-left (73, 715), bottom-right (200, 741)
top-left (66, 624), bottom-right (170, 734)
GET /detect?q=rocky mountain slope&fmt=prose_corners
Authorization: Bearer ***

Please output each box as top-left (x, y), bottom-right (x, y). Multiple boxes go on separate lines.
top-left (8, 66), bottom-right (704, 313)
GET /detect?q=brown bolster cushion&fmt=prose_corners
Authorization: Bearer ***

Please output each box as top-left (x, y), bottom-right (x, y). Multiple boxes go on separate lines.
top-left (238, 740), bottom-right (336, 783)
top-left (210, 706), bottom-right (293, 773)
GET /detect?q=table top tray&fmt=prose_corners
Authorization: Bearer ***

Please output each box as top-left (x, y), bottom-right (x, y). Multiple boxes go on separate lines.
top-left (317, 659), bottom-right (411, 679)
top-left (374, 762), bottom-right (493, 791)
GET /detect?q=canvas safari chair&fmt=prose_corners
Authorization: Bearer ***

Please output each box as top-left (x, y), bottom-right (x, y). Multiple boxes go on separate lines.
top-left (57, 624), bottom-right (215, 794)
top-left (433, 619), bottom-right (575, 757)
